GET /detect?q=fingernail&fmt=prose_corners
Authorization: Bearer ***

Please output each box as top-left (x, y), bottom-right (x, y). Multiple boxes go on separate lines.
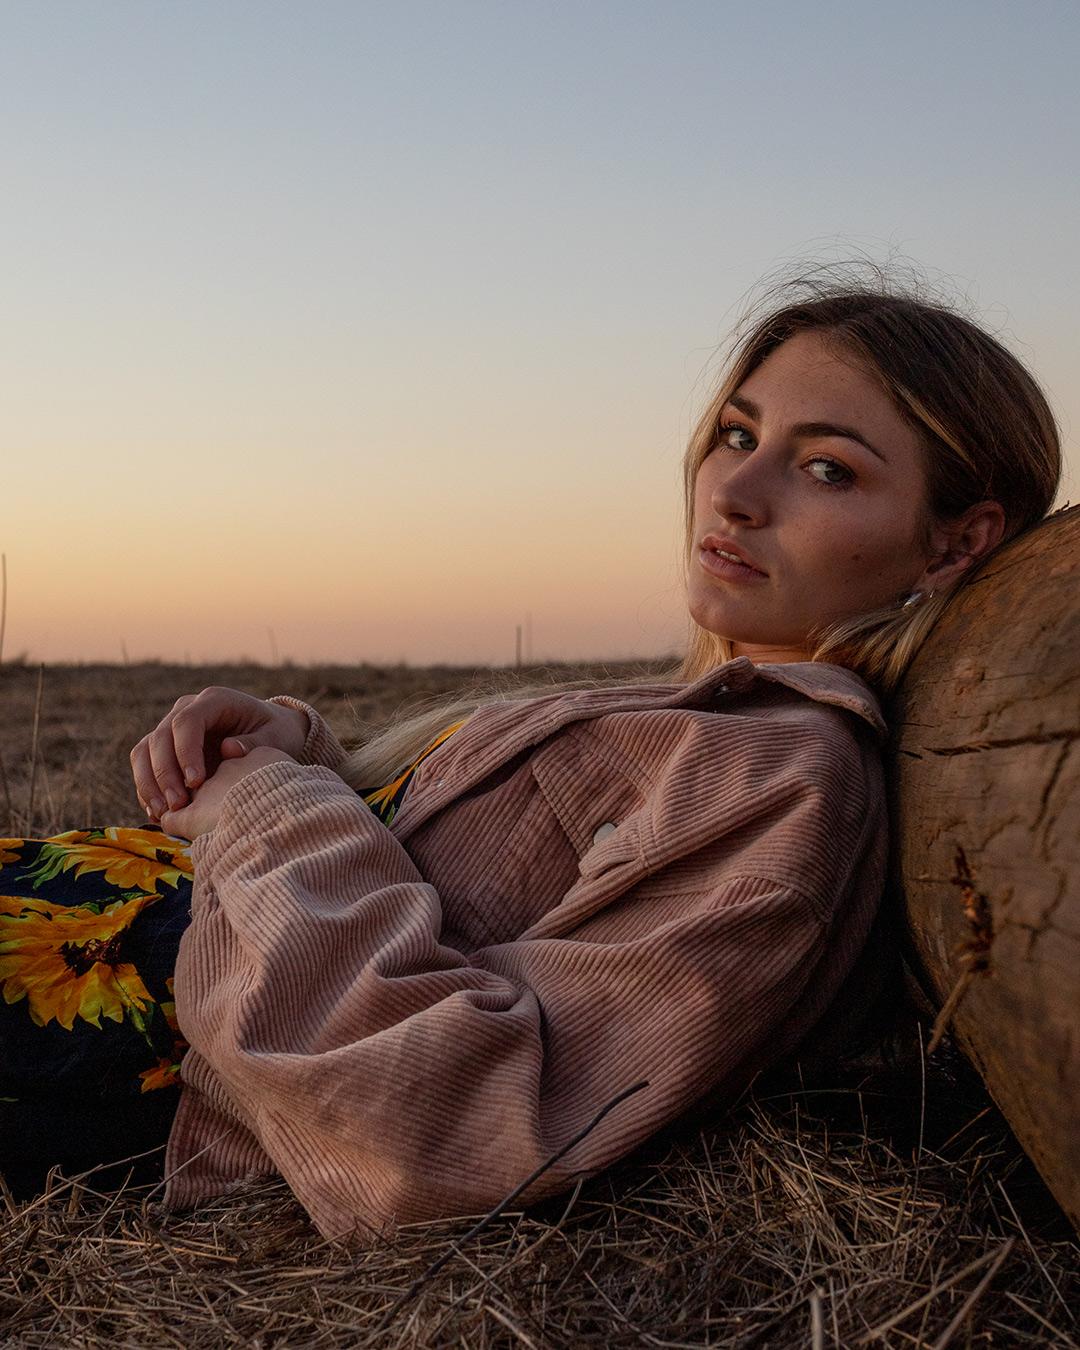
top-left (183, 767), bottom-right (199, 787)
top-left (151, 797), bottom-right (166, 817)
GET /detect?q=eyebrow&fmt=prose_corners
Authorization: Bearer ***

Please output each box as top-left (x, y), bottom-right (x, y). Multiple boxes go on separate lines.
top-left (725, 392), bottom-right (889, 463)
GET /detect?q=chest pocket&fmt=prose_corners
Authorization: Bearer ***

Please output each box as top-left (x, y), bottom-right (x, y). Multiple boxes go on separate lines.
top-left (403, 726), bottom-right (648, 951)
top-left (527, 726), bottom-right (648, 875)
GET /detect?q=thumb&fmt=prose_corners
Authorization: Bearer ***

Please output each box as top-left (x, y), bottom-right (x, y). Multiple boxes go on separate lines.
top-left (220, 736), bottom-right (256, 758)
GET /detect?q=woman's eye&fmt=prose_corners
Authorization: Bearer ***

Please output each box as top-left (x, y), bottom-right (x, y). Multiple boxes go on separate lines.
top-left (807, 457), bottom-right (853, 487)
top-left (718, 423), bottom-right (756, 452)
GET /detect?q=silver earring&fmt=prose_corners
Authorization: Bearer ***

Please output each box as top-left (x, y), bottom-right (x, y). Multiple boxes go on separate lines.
top-left (901, 588), bottom-right (937, 608)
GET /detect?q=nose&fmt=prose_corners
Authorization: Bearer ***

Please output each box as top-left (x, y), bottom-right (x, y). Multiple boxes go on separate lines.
top-left (703, 445), bottom-right (773, 528)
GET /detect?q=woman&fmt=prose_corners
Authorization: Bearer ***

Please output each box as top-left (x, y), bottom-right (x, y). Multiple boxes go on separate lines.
top-left (0, 277), bottom-right (1061, 1239)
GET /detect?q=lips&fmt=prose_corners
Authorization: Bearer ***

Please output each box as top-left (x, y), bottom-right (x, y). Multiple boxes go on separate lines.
top-left (700, 535), bottom-right (768, 576)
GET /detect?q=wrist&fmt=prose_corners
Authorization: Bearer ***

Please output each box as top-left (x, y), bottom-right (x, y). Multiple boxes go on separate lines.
top-left (265, 694), bottom-right (347, 770)
top-left (265, 695), bottom-right (314, 759)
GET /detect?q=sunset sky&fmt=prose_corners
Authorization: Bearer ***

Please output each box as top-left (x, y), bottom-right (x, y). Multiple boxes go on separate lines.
top-left (3, 1), bottom-right (1077, 666)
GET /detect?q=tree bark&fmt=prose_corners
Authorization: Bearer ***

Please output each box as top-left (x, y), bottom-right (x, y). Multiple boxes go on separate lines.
top-left (889, 504), bottom-right (1080, 1230)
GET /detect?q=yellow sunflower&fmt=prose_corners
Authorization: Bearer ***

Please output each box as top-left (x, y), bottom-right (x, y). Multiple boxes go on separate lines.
top-left (139, 1056), bottom-right (182, 1092)
top-left (160, 975), bottom-right (185, 1037)
top-left (0, 891), bottom-right (159, 1030)
top-left (24, 828), bottom-right (194, 895)
top-left (0, 840), bottom-right (21, 866)
top-left (139, 976), bottom-right (187, 1091)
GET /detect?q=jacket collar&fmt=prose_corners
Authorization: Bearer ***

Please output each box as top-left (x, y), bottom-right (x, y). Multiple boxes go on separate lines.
top-left (717, 657), bottom-right (887, 739)
top-left (390, 656), bottom-right (885, 843)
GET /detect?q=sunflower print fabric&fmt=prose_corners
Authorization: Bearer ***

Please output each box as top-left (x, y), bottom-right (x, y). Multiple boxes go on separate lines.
top-left (0, 828), bottom-right (194, 1195)
top-left (358, 719), bottom-right (466, 825)
top-left (0, 723), bottom-right (463, 1196)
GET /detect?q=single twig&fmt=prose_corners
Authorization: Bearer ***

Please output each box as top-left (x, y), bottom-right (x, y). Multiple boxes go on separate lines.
top-left (927, 967), bottom-right (976, 1053)
top-left (809, 1286), bottom-right (825, 1350)
top-left (378, 1079), bottom-right (649, 1327)
top-left (25, 662), bottom-right (45, 832)
top-left (0, 742), bottom-right (12, 833)
top-left (0, 551), bottom-right (7, 665)
top-left (913, 1022), bottom-right (927, 1202)
top-left (39, 759), bottom-right (57, 832)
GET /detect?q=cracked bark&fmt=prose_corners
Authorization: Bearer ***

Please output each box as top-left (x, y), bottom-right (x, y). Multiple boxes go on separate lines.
top-left (887, 504), bottom-right (1080, 1231)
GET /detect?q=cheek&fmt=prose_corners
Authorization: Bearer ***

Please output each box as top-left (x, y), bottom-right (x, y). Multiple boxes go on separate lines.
top-left (826, 522), bottom-right (922, 593)
top-left (795, 514), bottom-right (915, 594)
top-left (692, 462), bottom-right (713, 513)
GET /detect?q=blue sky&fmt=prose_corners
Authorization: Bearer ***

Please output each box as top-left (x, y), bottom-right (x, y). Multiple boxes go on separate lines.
top-left (2, 1), bottom-right (1077, 663)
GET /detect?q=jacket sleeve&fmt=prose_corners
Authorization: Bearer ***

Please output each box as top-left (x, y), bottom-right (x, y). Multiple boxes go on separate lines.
top-left (265, 694), bottom-right (348, 770)
top-left (167, 759), bottom-right (841, 1241)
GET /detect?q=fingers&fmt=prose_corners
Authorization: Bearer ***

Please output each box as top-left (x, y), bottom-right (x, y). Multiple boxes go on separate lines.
top-left (147, 717), bottom-right (192, 814)
top-left (131, 692), bottom-right (198, 819)
top-left (158, 801), bottom-right (193, 842)
top-left (130, 736), bottom-right (167, 820)
top-left (170, 702), bottom-right (212, 790)
top-left (219, 736), bottom-right (250, 759)
top-left (158, 805), bottom-right (178, 835)
top-left (130, 687), bottom-right (270, 820)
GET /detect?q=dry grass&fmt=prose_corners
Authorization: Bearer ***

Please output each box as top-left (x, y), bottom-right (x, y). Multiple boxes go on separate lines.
top-left (2, 661), bottom-right (1077, 1347)
top-left (1, 659), bottom-right (663, 838)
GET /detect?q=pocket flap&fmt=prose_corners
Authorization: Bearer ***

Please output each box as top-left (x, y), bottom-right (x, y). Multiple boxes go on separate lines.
top-left (528, 729), bottom-right (646, 877)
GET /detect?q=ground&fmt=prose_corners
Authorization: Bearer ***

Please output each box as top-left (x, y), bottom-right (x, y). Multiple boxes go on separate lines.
top-left (1, 661), bottom-right (1077, 1347)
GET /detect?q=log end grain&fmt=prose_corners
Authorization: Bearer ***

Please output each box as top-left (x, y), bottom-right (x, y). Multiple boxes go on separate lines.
top-left (890, 504), bottom-right (1080, 1229)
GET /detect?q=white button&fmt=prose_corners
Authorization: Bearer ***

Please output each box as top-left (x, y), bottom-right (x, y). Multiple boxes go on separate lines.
top-left (592, 822), bottom-right (617, 844)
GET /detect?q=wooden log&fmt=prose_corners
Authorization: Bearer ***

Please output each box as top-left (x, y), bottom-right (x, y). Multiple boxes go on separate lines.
top-left (890, 504), bottom-right (1080, 1229)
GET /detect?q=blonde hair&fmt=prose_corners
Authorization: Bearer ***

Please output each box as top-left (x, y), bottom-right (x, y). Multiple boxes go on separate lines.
top-left (338, 268), bottom-right (1061, 792)
top-left (338, 662), bottom-right (681, 791)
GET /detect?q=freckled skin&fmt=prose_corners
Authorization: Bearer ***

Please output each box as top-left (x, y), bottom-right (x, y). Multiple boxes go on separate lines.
top-left (687, 331), bottom-right (952, 664)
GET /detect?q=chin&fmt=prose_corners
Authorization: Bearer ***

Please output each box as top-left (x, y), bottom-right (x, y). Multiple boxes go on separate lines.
top-left (688, 597), bottom-right (761, 643)
top-left (687, 591), bottom-right (732, 634)
top-left (689, 606), bottom-right (804, 653)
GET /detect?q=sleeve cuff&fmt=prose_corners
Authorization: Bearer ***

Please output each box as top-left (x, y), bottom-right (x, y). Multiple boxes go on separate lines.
top-left (265, 694), bottom-right (349, 770)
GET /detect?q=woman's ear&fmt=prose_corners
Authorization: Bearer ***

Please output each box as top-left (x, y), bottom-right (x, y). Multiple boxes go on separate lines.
top-left (918, 499), bottom-right (1007, 592)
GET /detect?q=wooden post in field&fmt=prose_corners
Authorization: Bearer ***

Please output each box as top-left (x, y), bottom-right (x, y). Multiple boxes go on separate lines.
top-left (890, 504), bottom-right (1080, 1232)
top-left (515, 624), bottom-right (522, 670)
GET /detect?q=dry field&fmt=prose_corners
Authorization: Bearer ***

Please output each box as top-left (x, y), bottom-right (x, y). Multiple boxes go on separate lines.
top-left (2, 661), bottom-right (1078, 1348)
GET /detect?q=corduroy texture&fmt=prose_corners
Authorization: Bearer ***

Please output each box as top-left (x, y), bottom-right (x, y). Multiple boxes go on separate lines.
top-left (165, 656), bottom-right (888, 1242)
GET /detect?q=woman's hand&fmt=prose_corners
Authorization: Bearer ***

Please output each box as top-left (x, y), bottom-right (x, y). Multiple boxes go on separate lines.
top-left (130, 687), bottom-right (310, 822)
top-left (158, 745), bottom-right (295, 841)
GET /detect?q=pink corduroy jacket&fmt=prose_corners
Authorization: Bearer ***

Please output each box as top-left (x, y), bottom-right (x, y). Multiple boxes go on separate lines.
top-left (164, 656), bottom-right (888, 1241)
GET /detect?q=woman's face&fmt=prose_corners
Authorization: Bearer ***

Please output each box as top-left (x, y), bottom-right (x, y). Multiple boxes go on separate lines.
top-left (687, 329), bottom-right (936, 663)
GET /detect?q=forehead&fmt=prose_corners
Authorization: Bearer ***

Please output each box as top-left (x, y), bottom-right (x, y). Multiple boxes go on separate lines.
top-left (735, 330), bottom-right (916, 439)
